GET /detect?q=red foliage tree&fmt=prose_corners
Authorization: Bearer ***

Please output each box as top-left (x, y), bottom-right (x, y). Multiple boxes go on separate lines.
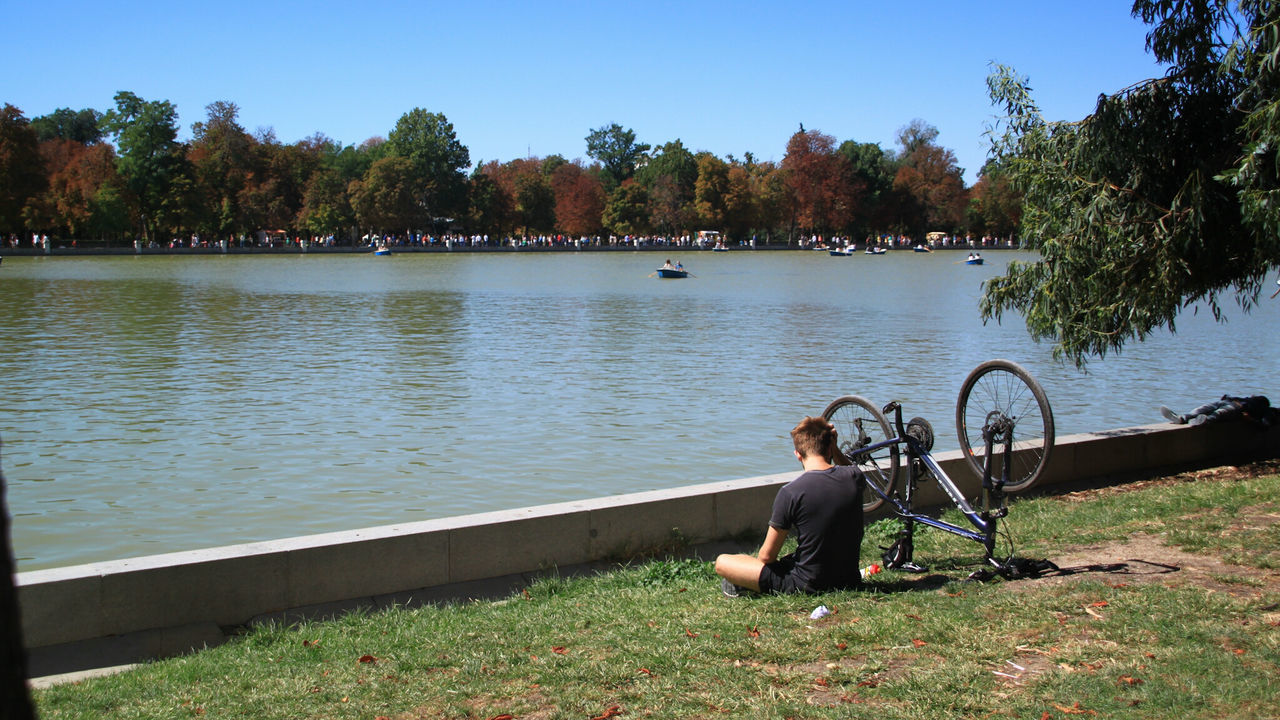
top-left (550, 162), bottom-right (605, 237)
top-left (781, 128), bottom-right (857, 237)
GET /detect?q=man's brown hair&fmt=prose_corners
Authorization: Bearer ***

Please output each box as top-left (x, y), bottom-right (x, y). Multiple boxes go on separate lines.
top-left (791, 416), bottom-right (837, 459)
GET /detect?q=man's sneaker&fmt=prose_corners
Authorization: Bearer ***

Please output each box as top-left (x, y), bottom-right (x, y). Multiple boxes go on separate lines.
top-left (1188, 414), bottom-right (1209, 426)
top-left (1160, 406), bottom-right (1185, 424)
top-left (721, 577), bottom-right (743, 598)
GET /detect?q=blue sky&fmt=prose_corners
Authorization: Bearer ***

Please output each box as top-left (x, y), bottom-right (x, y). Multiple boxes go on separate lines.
top-left (5, 1), bottom-right (1164, 184)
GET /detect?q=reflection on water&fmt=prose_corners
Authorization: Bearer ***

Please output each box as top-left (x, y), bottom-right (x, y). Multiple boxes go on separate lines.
top-left (3, 251), bottom-right (1277, 570)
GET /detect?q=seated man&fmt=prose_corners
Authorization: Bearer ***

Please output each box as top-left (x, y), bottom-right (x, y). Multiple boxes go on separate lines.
top-left (715, 416), bottom-right (865, 596)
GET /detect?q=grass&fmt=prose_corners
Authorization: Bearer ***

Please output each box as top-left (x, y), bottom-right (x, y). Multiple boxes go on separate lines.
top-left (33, 463), bottom-right (1280, 719)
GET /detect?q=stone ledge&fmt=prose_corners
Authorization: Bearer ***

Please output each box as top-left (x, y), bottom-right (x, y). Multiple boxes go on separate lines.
top-left (19, 422), bottom-right (1278, 679)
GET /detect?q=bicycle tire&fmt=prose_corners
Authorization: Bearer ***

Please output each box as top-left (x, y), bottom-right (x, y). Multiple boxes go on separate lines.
top-left (955, 359), bottom-right (1054, 492)
top-left (822, 395), bottom-right (900, 512)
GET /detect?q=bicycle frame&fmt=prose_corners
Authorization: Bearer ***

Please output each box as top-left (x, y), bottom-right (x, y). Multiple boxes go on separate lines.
top-left (860, 401), bottom-right (1015, 568)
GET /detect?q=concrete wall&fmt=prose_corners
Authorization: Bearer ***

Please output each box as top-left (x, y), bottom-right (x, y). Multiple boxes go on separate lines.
top-left (18, 421), bottom-right (1279, 676)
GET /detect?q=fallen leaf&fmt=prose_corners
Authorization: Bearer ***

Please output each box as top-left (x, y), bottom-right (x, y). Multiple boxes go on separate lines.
top-left (906, 614), bottom-right (923, 620)
top-left (747, 626), bottom-right (761, 638)
top-left (358, 654), bottom-right (377, 664)
top-left (1090, 601), bottom-right (1109, 608)
top-left (552, 646), bottom-right (568, 655)
top-left (1052, 701), bottom-right (1097, 715)
top-left (1119, 675), bottom-right (1143, 685)
top-left (590, 704), bottom-right (624, 720)
top-left (302, 639), bottom-right (319, 647)
top-left (685, 628), bottom-right (699, 638)
top-left (857, 680), bottom-right (878, 688)
top-left (637, 667), bottom-right (653, 676)
top-left (522, 589), bottom-right (532, 600)
top-left (489, 715), bottom-right (515, 720)
top-left (815, 677), bottom-right (830, 687)
top-left (911, 639), bottom-right (927, 648)
top-left (341, 697), bottom-right (349, 703)
top-left (1233, 648), bottom-right (1246, 655)
top-left (836, 642), bottom-right (847, 650)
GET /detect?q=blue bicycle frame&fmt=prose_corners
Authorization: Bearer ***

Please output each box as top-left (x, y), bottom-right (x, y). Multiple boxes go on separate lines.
top-left (864, 400), bottom-right (1015, 569)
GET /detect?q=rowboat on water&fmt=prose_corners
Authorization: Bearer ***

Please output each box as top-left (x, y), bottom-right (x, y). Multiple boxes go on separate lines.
top-left (656, 267), bottom-right (689, 278)
top-left (829, 248), bottom-right (856, 257)
top-left (965, 254), bottom-right (984, 265)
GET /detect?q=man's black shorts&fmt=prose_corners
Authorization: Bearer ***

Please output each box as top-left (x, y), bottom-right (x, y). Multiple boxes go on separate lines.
top-left (757, 555), bottom-right (810, 594)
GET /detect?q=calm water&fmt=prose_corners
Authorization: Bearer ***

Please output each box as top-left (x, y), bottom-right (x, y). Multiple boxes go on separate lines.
top-left (3, 251), bottom-right (1278, 570)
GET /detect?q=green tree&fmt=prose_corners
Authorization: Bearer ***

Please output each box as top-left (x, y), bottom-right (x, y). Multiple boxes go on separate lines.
top-left (298, 168), bottom-right (352, 237)
top-left (189, 101), bottom-right (253, 239)
top-left (349, 156), bottom-right (418, 233)
top-left (515, 171), bottom-right (555, 235)
top-left (387, 108), bottom-right (470, 228)
top-left (838, 140), bottom-right (895, 235)
top-left (467, 166), bottom-right (509, 236)
top-left (982, 0), bottom-right (1278, 366)
top-left (585, 123), bottom-right (650, 189)
top-left (31, 107), bottom-right (103, 144)
top-left (636, 140), bottom-right (698, 193)
top-left (601, 180), bottom-right (650, 236)
top-left (0, 104), bottom-right (47, 235)
top-left (101, 91), bottom-right (183, 243)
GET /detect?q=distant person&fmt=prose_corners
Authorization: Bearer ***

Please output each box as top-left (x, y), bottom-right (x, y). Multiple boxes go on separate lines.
top-left (1160, 395), bottom-right (1276, 427)
top-left (715, 416), bottom-right (864, 596)
top-left (662, 258), bottom-right (674, 269)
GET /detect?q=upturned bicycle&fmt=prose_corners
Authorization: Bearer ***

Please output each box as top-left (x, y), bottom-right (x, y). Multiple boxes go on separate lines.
top-left (822, 359), bottom-right (1057, 580)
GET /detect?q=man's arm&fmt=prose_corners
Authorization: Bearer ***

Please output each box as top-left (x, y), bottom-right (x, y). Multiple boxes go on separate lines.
top-left (758, 526), bottom-right (788, 564)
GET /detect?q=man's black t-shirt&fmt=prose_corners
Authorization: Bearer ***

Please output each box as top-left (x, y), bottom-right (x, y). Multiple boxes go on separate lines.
top-left (768, 465), bottom-right (865, 591)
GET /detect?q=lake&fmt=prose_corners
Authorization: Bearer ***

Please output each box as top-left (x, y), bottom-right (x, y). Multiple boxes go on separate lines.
top-left (3, 249), bottom-right (1277, 570)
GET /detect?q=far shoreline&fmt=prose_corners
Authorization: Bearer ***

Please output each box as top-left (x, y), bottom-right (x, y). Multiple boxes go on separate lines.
top-left (0, 243), bottom-right (1020, 258)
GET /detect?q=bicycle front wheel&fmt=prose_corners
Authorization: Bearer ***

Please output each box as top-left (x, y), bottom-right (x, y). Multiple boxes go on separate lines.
top-left (955, 359), bottom-right (1054, 492)
top-left (822, 395), bottom-right (899, 512)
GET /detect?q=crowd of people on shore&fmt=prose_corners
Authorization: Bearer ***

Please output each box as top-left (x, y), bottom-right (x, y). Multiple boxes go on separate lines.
top-left (5, 230), bottom-right (1020, 253)
top-left (800, 233), bottom-right (1016, 251)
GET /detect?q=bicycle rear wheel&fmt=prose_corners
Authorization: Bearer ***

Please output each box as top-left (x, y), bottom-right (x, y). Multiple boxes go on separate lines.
top-left (955, 360), bottom-right (1054, 492)
top-left (822, 395), bottom-right (899, 512)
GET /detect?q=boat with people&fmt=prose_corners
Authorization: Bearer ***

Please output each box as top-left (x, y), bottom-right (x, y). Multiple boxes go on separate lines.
top-left (913, 245), bottom-right (932, 253)
top-left (865, 246), bottom-right (887, 255)
top-left (829, 247), bottom-right (856, 256)
top-left (373, 245), bottom-right (391, 256)
top-left (656, 259), bottom-right (688, 278)
top-left (965, 253), bottom-right (984, 265)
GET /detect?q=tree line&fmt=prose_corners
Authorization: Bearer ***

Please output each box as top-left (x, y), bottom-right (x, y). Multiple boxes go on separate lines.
top-left (0, 96), bottom-right (1021, 247)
